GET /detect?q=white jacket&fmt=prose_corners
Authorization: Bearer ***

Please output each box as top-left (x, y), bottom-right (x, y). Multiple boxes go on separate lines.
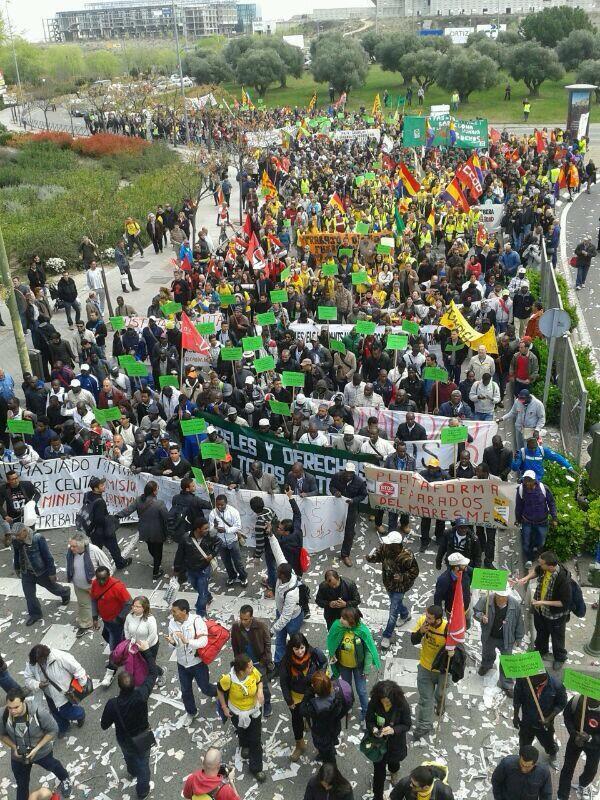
top-left (269, 530), bottom-right (302, 633)
top-left (86, 268), bottom-right (104, 291)
top-left (469, 379), bottom-right (500, 414)
top-left (124, 612), bottom-right (158, 647)
top-left (209, 505), bottom-right (242, 547)
top-left (168, 613), bottom-right (208, 667)
top-left (24, 648), bottom-right (87, 709)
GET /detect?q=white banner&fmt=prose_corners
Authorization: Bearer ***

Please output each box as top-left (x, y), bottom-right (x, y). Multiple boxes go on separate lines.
top-left (476, 204), bottom-right (504, 233)
top-left (332, 128), bottom-right (381, 142)
top-left (353, 408), bottom-right (497, 465)
top-left (245, 129), bottom-right (283, 147)
top-left (0, 457), bottom-right (345, 553)
top-left (122, 313), bottom-right (222, 332)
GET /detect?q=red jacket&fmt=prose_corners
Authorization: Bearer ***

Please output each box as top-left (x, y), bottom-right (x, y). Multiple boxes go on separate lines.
top-left (90, 577), bottom-right (131, 622)
top-left (183, 771), bottom-right (239, 800)
top-left (98, 386), bottom-right (130, 410)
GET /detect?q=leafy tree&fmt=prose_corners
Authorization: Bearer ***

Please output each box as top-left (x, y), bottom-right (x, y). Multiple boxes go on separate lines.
top-left (235, 48), bottom-right (285, 97)
top-left (182, 53), bottom-right (232, 85)
top-left (399, 49), bottom-right (441, 89)
top-left (310, 34), bottom-right (369, 94)
top-left (576, 59), bottom-right (600, 101)
top-left (223, 35), bottom-right (302, 87)
top-left (84, 51), bottom-right (121, 80)
top-left (497, 30), bottom-right (522, 46)
top-left (556, 29), bottom-right (600, 70)
top-left (360, 30), bottom-right (383, 59)
top-left (519, 6), bottom-right (594, 48)
top-left (223, 35), bottom-right (260, 71)
top-left (0, 39), bottom-right (44, 84)
top-left (466, 31), bottom-right (503, 63)
top-left (504, 42), bottom-right (564, 97)
top-left (436, 49), bottom-right (498, 102)
top-left (421, 35), bottom-right (453, 54)
top-left (374, 33), bottom-right (420, 77)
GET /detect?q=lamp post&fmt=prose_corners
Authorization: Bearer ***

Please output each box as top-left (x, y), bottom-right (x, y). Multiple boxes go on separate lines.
top-left (0, 221), bottom-right (31, 375)
top-left (171, 0), bottom-right (190, 146)
top-left (5, 1), bottom-right (24, 126)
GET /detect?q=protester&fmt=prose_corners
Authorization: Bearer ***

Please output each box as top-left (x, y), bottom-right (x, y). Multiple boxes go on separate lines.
top-left (513, 670), bottom-right (567, 767)
top-left (411, 605), bottom-right (448, 740)
top-left (515, 473), bottom-right (558, 563)
top-left (231, 605), bottom-right (273, 718)
top-left (492, 746), bottom-right (551, 800)
top-left (182, 747), bottom-right (241, 800)
top-left (91, 565), bottom-right (132, 688)
top-left (300, 671), bottom-right (353, 764)
top-left (364, 680), bottom-right (411, 800)
top-left (303, 763), bottom-right (354, 800)
top-left (473, 589), bottom-right (524, 697)
top-left (557, 692), bottom-right (600, 800)
top-left (390, 764), bottom-right (454, 800)
top-left (118, 481), bottom-right (169, 579)
top-left (315, 569), bottom-right (361, 629)
top-left (12, 525), bottom-right (70, 626)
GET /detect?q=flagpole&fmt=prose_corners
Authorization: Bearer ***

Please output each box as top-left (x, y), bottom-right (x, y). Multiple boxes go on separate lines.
top-left (525, 676), bottom-right (548, 726)
top-left (436, 651), bottom-right (454, 732)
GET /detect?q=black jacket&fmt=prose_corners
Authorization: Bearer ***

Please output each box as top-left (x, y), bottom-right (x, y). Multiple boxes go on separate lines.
top-left (57, 276), bottom-right (78, 303)
top-left (156, 456), bottom-right (191, 479)
top-left (0, 480), bottom-right (41, 522)
top-left (303, 775), bottom-right (354, 800)
top-left (101, 665), bottom-right (158, 740)
top-left (280, 647), bottom-right (328, 706)
top-left (169, 492), bottom-right (212, 531)
top-left (315, 578), bottom-right (361, 628)
top-left (173, 532), bottom-right (220, 577)
top-left (436, 530), bottom-right (482, 570)
top-left (491, 755), bottom-right (551, 800)
top-left (395, 421), bottom-right (427, 442)
top-left (563, 695), bottom-right (600, 749)
top-left (482, 445), bottom-right (512, 480)
top-left (365, 695), bottom-right (411, 763)
top-left (434, 569), bottom-right (472, 613)
top-left (514, 674), bottom-right (567, 727)
top-left (329, 473), bottom-right (368, 507)
top-left (391, 773), bottom-right (454, 800)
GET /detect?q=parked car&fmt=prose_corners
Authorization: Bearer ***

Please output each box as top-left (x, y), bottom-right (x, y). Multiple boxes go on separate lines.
top-left (169, 74), bottom-right (194, 87)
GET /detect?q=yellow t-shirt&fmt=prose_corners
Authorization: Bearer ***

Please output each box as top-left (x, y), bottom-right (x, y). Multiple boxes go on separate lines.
top-left (338, 630), bottom-right (358, 668)
top-left (417, 787), bottom-right (434, 800)
top-left (540, 571), bottom-right (552, 600)
top-left (218, 667), bottom-right (262, 712)
top-left (413, 615), bottom-right (448, 672)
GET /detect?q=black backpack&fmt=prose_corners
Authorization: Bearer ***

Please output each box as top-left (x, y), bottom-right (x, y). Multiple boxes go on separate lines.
top-left (570, 577), bottom-right (586, 618)
top-left (75, 495), bottom-right (99, 535)
top-left (284, 581), bottom-right (310, 609)
top-left (167, 500), bottom-right (189, 542)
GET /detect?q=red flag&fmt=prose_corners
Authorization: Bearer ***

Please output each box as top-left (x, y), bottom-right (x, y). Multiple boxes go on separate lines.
top-left (246, 232), bottom-right (260, 260)
top-left (489, 127), bottom-right (501, 145)
top-left (445, 570), bottom-right (466, 651)
top-left (243, 213), bottom-right (253, 238)
top-left (535, 130), bottom-right (546, 154)
top-left (267, 232), bottom-right (283, 249)
top-left (181, 254), bottom-right (192, 272)
top-left (455, 159), bottom-right (483, 199)
top-left (398, 162), bottom-right (421, 196)
top-left (382, 153), bottom-right (397, 173)
top-left (181, 311), bottom-right (203, 353)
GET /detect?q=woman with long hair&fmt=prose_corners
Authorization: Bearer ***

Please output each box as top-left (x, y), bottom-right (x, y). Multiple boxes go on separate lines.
top-left (300, 671), bottom-right (352, 764)
top-left (123, 595), bottom-right (164, 681)
top-left (279, 633), bottom-right (328, 762)
top-left (117, 480), bottom-right (169, 579)
top-left (365, 680), bottom-right (412, 800)
top-left (303, 762), bottom-right (354, 800)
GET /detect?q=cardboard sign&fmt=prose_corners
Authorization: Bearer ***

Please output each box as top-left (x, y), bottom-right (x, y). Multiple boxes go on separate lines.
top-left (280, 267), bottom-right (291, 281)
top-left (220, 347), bottom-right (243, 362)
top-left (282, 371), bottom-right (305, 388)
top-left (269, 399), bottom-right (292, 417)
top-left (402, 320), bottom-right (420, 336)
top-left (158, 375), bottom-right (180, 389)
top-left (318, 306), bottom-right (338, 321)
top-left (124, 361), bottom-right (148, 377)
top-left (330, 339), bottom-right (347, 354)
top-left (191, 466), bottom-right (208, 487)
top-left (200, 441), bottom-right (227, 460)
top-left (6, 419), bottom-right (34, 435)
top-left (351, 271), bottom-right (369, 285)
top-left (160, 301), bottom-right (182, 316)
top-left (339, 248), bottom-right (354, 257)
top-left (270, 289), bottom-right (288, 304)
top-left (470, 568), bottom-right (509, 592)
top-left (499, 651), bottom-right (545, 679)
top-left (423, 366), bottom-right (449, 383)
top-left (356, 222), bottom-right (370, 235)
top-left (386, 334), bottom-right (409, 351)
top-left (376, 244), bottom-right (392, 255)
top-left (118, 355), bottom-right (137, 367)
top-left (196, 322), bottom-right (216, 335)
top-left (440, 425), bottom-right (468, 444)
top-left (254, 355), bottom-right (275, 373)
top-left (355, 320), bottom-right (376, 335)
top-left (181, 418), bottom-right (207, 436)
top-left (109, 316), bottom-right (125, 331)
top-left (257, 311), bottom-right (276, 326)
top-left (242, 336), bottom-right (263, 351)
top-left (563, 669), bottom-right (600, 701)
top-left (321, 262), bottom-right (339, 277)
top-left (219, 294), bottom-right (237, 306)
top-left (94, 407), bottom-right (122, 423)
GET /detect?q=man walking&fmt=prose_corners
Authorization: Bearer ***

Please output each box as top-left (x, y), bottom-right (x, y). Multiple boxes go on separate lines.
top-left (574, 235), bottom-right (596, 290)
top-left (173, 517), bottom-right (219, 617)
top-left (513, 670), bottom-right (567, 767)
top-left (231, 605), bottom-right (274, 717)
top-left (411, 604), bottom-right (448, 740)
top-left (499, 389), bottom-right (545, 451)
top-left (473, 589), bottom-right (524, 696)
top-left (515, 473), bottom-right (558, 563)
top-left (115, 239), bottom-right (140, 293)
top-left (66, 532), bottom-right (113, 638)
top-left (85, 261), bottom-right (105, 316)
top-left (91, 565), bottom-right (131, 688)
top-left (329, 462), bottom-right (367, 567)
top-left (124, 217), bottom-right (144, 257)
top-left (182, 747), bottom-right (240, 800)
top-left (557, 691), bottom-right (600, 800)
top-left (492, 746), bottom-right (551, 800)
top-left (209, 495), bottom-right (247, 587)
top-left (315, 569), bottom-right (361, 629)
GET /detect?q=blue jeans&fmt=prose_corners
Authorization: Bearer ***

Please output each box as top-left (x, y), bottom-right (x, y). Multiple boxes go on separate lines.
top-left (103, 619), bottom-right (125, 653)
top-left (21, 571), bottom-right (70, 619)
top-left (521, 522), bottom-right (549, 560)
top-left (265, 547), bottom-right (276, 591)
top-left (11, 752), bottom-right (69, 800)
top-left (219, 541), bottom-right (247, 581)
top-left (0, 669), bottom-right (19, 694)
top-left (177, 661), bottom-right (217, 714)
top-left (274, 611), bottom-right (304, 663)
top-left (187, 567), bottom-right (212, 616)
top-left (118, 735), bottom-right (151, 798)
top-left (576, 263), bottom-right (590, 287)
top-left (62, 300), bottom-right (81, 326)
top-left (474, 411), bottom-right (493, 421)
top-left (47, 696), bottom-right (85, 734)
top-left (338, 665), bottom-right (369, 719)
top-left (382, 591), bottom-right (410, 638)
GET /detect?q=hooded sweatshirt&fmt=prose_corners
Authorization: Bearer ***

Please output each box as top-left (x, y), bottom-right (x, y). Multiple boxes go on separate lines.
top-left (182, 770), bottom-right (240, 800)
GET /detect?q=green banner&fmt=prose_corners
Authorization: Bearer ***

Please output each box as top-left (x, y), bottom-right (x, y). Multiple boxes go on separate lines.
top-left (220, 294), bottom-right (237, 306)
top-left (7, 419), bottom-right (34, 435)
top-left (499, 652), bottom-right (545, 679)
top-left (118, 355), bottom-right (137, 367)
top-left (402, 320), bottom-right (420, 336)
top-left (352, 271), bottom-right (369, 285)
top-left (563, 669), bottom-right (600, 700)
top-left (470, 568), bottom-right (509, 592)
top-left (402, 115), bottom-right (488, 149)
top-left (402, 116), bottom-right (427, 147)
top-left (440, 425), bottom-right (468, 444)
top-left (355, 222), bottom-right (370, 235)
top-left (160, 301), bottom-right (182, 316)
top-left (330, 339), bottom-right (346, 354)
top-left (191, 466), bottom-right (208, 487)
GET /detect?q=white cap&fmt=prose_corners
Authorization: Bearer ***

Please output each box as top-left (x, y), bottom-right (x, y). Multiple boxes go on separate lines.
top-left (522, 470), bottom-right (537, 480)
top-left (343, 424), bottom-right (355, 434)
top-left (206, 425), bottom-right (216, 434)
top-left (381, 530), bottom-right (404, 545)
top-left (258, 418), bottom-right (270, 426)
top-left (296, 393), bottom-right (306, 403)
top-left (345, 462), bottom-right (356, 472)
top-left (80, 364), bottom-right (90, 371)
top-left (70, 379), bottom-right (80, 388)
top-left (304, 342), bottom-right (313, 351)
top-left (448, 552), bottom-right (470, 566)
top-left (245, 376), bottom-right (255, 385)
top-left (494, 590), bottom-right (509, 598)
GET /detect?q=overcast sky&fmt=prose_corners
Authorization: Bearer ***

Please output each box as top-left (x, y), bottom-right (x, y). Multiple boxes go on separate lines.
top-left (7, 0), bottom-right (369, 42)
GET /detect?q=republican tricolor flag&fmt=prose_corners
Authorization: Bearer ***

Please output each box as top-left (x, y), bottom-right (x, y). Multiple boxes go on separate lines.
top-left (440, 177), bottom-right (470, 213)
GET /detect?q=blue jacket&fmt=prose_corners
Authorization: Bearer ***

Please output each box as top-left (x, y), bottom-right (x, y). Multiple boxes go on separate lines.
top-left (500, 249), bottom-right (521, 276)
top-left (438, 400), bottom-right (473, 419)
top-left (77, 372), bottom-right (100, 400)
top-left (514, 674), bottom-right (567, 726)
top-left (434, 568), bottom-right (471, 613)
top-left (66, 544), bottom-right (96, 583)
top-left (13, 533), bottom-right (56, 577)
top-left (512, 445), bottom-right (572, 481)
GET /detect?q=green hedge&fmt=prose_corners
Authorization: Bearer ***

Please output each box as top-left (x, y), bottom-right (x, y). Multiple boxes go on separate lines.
top-left (0, 139), bottom-right (181, 269)
top-left (543, 461), bottom-right (599, 560)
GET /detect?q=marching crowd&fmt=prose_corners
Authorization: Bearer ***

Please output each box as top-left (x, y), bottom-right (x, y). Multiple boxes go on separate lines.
top-left (0, 109), bottom-right (597, 800)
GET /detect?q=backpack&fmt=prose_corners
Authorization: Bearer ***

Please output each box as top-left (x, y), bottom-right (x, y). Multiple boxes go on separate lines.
top-left (75, 494), bottom-right (100, 535)
top-left (570, 576), bottom-right (586, 618)
top-left (195, 618), bottom-right (230, 665)
top-left (334, 676), bottom-right (354, 712)
top-left (283, 580), bottom-right (310, 609)
top-left (167, 500), bottom-right (189, 542)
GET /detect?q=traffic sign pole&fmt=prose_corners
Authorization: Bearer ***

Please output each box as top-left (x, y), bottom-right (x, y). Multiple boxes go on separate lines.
top-left (538, 308), bottom-right (572, 408)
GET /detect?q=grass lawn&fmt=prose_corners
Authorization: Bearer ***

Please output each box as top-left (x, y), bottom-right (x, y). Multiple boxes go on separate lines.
top-left (216, 64), bottom-right (600, 124)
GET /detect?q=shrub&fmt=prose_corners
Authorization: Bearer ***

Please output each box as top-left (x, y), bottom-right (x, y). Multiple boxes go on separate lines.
top-left (556, 273), bottom-right (579, 328)
top-left (10, 131), bottom-right (74, 149)
top-left (0, 166), bottom-right (21, 187)
top-left (71, 132), bottom-right (150, 158)
top-left (543, 460), bottom-right (590, 559)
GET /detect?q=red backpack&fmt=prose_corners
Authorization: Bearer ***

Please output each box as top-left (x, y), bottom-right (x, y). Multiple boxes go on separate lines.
top-left (195, 618), bottom-right (230, 665)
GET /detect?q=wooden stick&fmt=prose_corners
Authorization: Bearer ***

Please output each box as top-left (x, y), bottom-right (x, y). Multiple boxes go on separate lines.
top-left (526, 676), bottom-right (547, 724)
top-left (485, 591), bottom-right (490, 617)
top-left (579, 695), bottom-right (588, 735)
top-left (436, 650), bottom-right (454, 732)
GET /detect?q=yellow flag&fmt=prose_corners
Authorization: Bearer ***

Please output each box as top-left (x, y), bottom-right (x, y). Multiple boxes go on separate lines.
top-left (372, 93), bottom-right (381, 117)
top-left (308, 93), bottom-right (317, 113)
top-left (439, 300), bottom-right (498, 355)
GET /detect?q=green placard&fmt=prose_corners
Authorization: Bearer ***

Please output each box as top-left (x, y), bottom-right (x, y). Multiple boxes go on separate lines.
top-left (220, 346), bottom-right (243, 362)
top-left (355, 222), bottom-right (370, 235)
top-left (330, 339), bottom-right (346, 354)
top-left (6, 419), bottom-right (34, 435)
top-left (118, 355), bottom-right (137, 367)
top-left (254, 355), bottom-right (275, 373)
top-left (377, 244), bottom-right (392, 255)
top-left (160, 301), bottom-right (182, 316)
top-left (352, 271), bottom-right (369, 285)
top-left (109, 316), bottom-right (125, 331)
top-left (339, 248), bottom-right (353, 257)
top-left (281, 371), bottom-right (305, 388)
top-left (200, 441), bottom-right (227, 460)
top-left (402, 320), bottom-right (420, 336)
top-left (181, 418), bottom-right (207, 436)
top-left (321, 262), bottom-right (339, 277)
top-left (372, 161), bottom-right (381, 170)
top-left (242, 336), bottom-right (263, 351)
top-left (354, 175), bottom-right (365, 187)
top-left (563, 669), bottom-right (600, 701)
top-left (280, 267), bottom-right (291, 281)
top-left (95, 406), bottom-right (122, 423)
top-left (445, 343), bottom-right (466, 352)
top-left (219, 294), bottom-right (237, 306)
top-left (257, 311), bottom-right (276, 326)
top-left (269, 399), bottom-right (292, 417)
top-left (318, 306), bottom-right (337, 321)
top-left (355, 320), bottom-right (376, 335)
top-left (499, 652), bottom-right (545, 679)
top-left (364, 117), bottom-right (375, 125)
top-left (470, 568), bottom-right (509, 592)
top-left (191, 466), bottom-right (208, 487)
top-left (159, 375), bottom-right (180, 389)
top-left (125, 361), bottom-right (148, 377)
top-left (364, 171), bottom-right (377, 181)
top-left (423, 366), bottom-right (449, 383)
top-left (196, 322), bottom-right (216, 335)
top-left (440, 425), bottom-right (468, 444)
top-left (283, 218), bottom-right (291, 228)
top-left (386, 334), bottom-right (409, 351)
top-left (270, 289), bottom-right (288, 304)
